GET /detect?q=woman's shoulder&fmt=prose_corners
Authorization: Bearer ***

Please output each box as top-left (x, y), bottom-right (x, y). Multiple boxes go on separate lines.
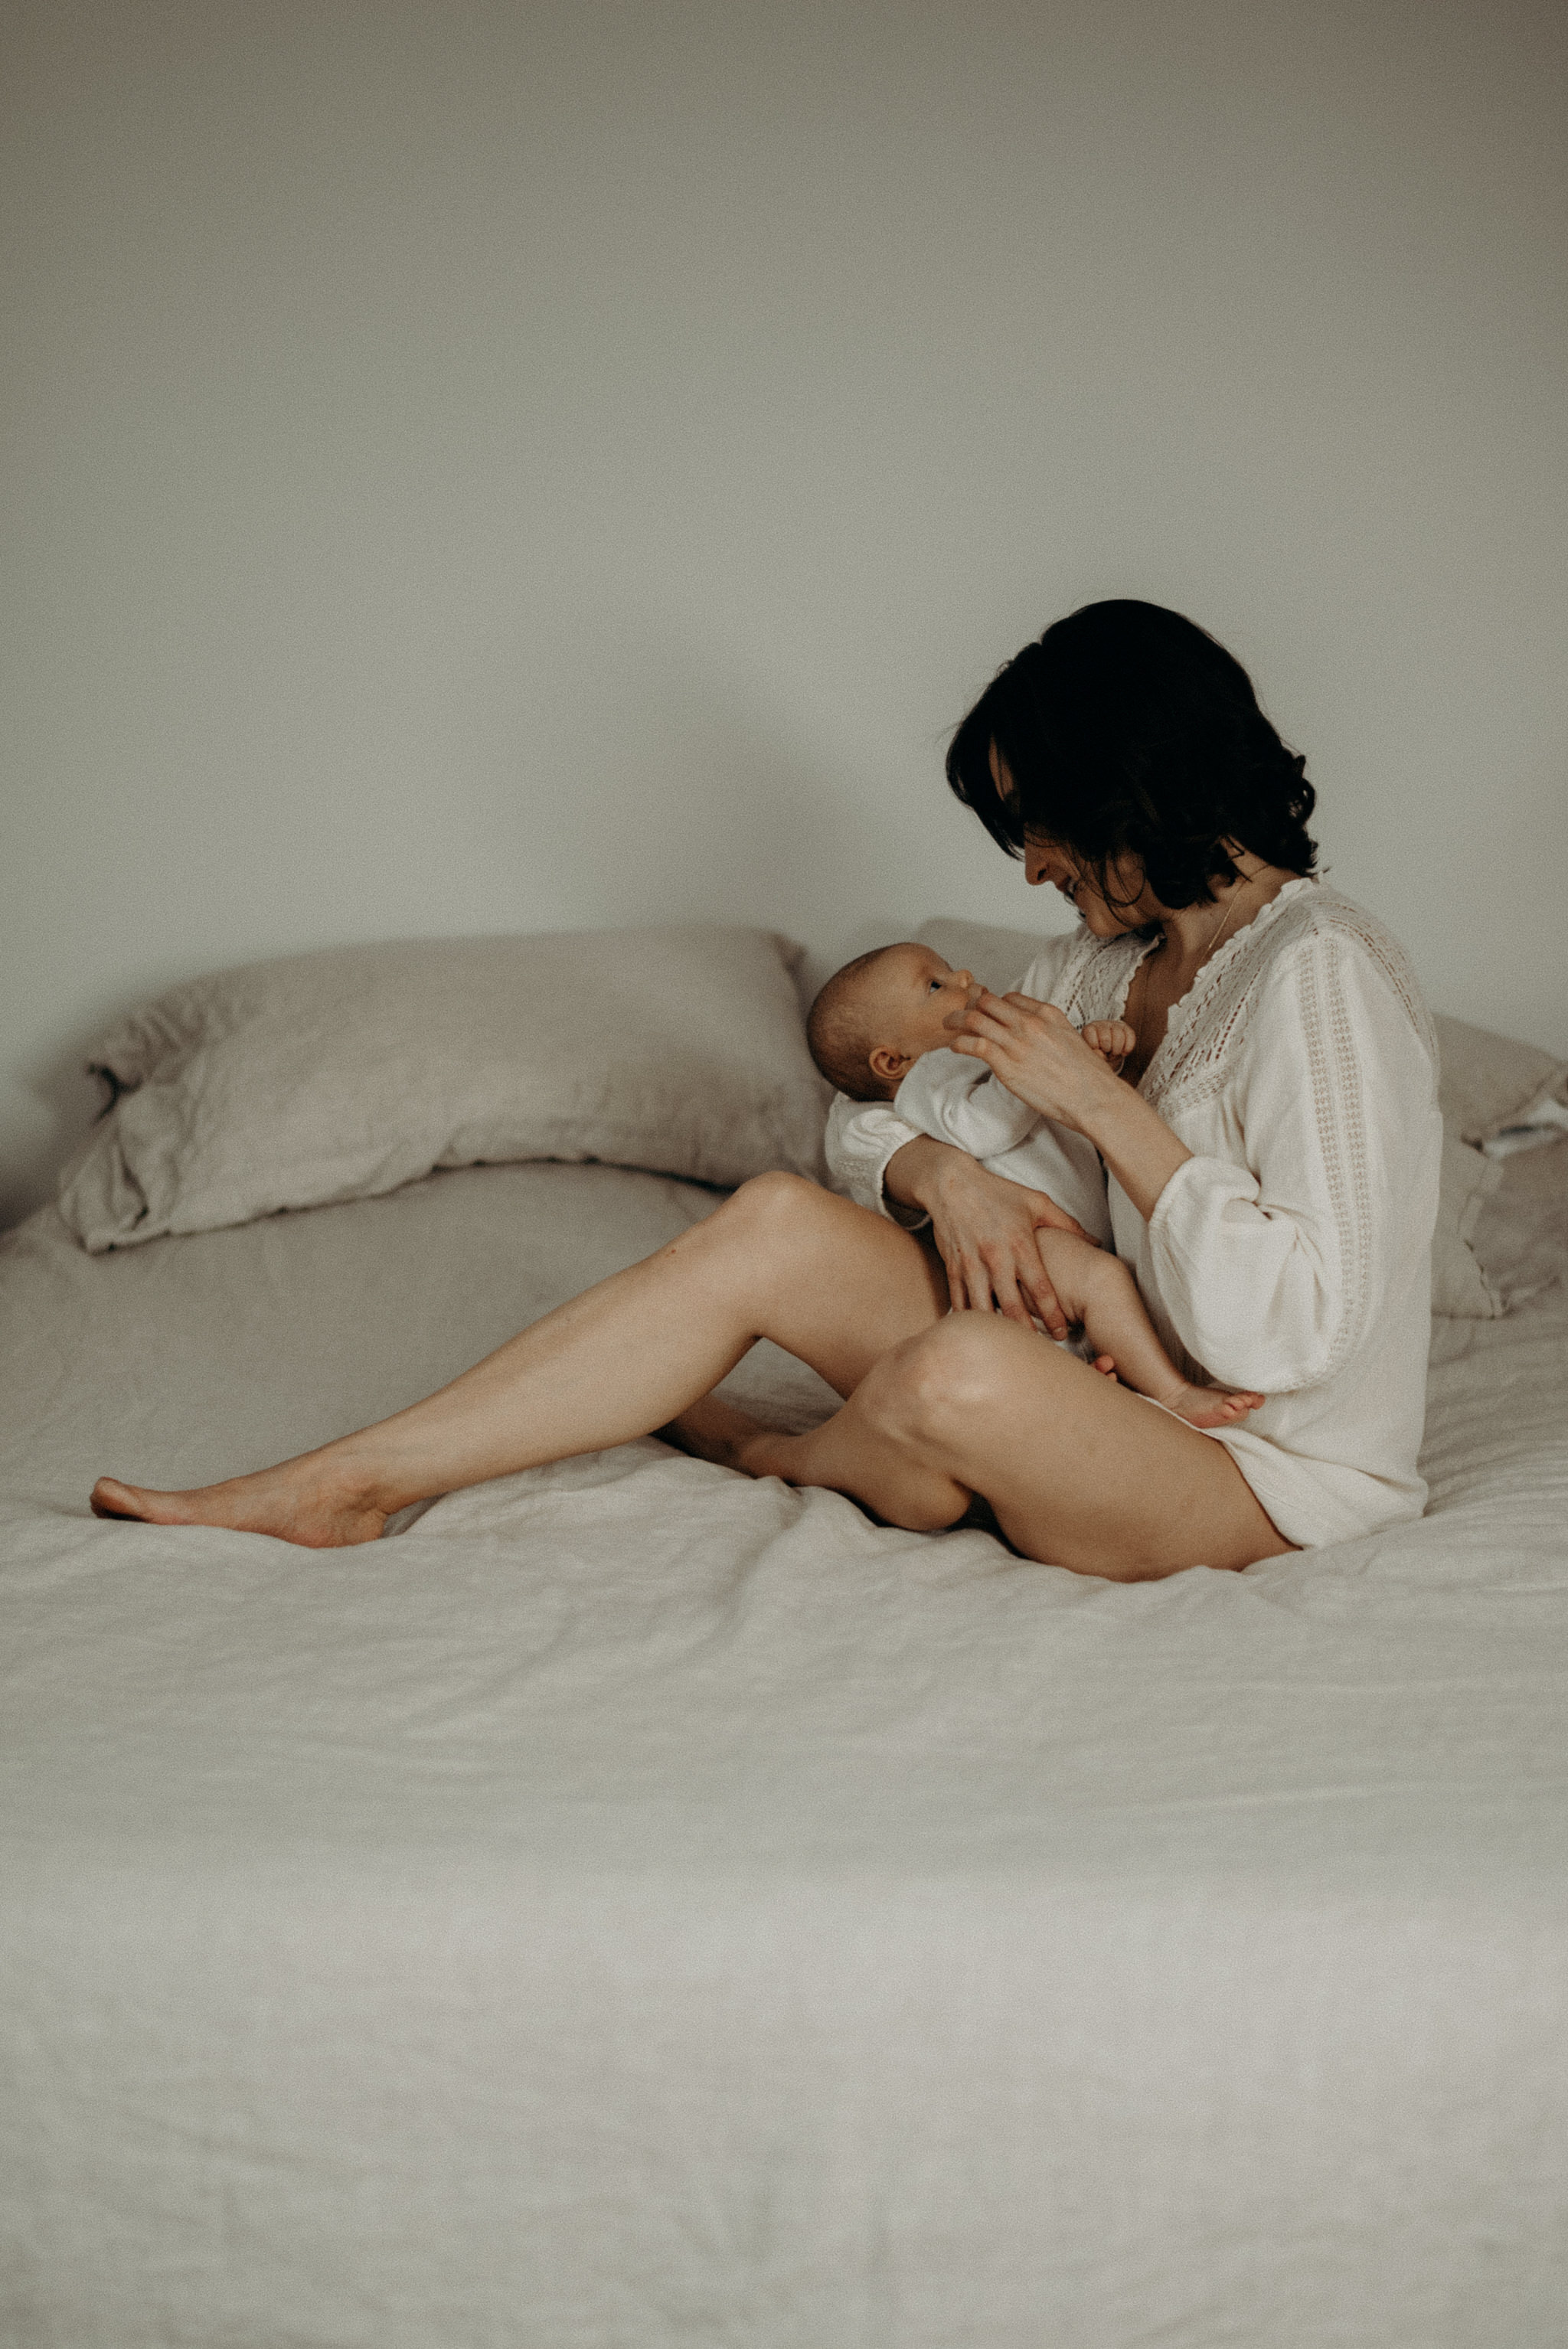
top-left (1250, 880), bottom-right (1436, 1056)
top-left (1152, 877), bottom-right (1436, 1115)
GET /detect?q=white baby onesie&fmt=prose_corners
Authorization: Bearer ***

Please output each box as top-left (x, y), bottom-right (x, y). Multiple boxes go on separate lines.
top-left (889, 1036), bottom-right (1114, 1248)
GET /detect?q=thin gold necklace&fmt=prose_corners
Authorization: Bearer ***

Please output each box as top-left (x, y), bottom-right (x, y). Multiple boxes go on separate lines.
top-left (1129, 873), bottom-right (1259, 1057)
top-left (1198, 872), bottom-right (1254, 964)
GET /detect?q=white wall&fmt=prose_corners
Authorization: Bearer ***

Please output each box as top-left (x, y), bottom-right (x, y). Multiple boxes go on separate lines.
top-left (5, 0), bottom-right (1565, 1227)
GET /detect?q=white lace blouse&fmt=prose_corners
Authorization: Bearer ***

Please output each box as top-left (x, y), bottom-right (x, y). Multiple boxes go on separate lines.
top-left (825, 880), bottom-right (1443, 1550)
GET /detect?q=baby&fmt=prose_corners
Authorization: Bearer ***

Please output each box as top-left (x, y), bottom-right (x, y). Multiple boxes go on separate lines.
top-left (808, 943), bottom-right (1263, 1431)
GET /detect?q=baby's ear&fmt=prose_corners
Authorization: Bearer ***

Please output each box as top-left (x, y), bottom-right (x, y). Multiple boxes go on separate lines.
top-left (867, 1045), bottom-right (913, 1085)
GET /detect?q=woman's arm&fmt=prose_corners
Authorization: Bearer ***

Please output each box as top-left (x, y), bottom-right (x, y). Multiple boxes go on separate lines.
top-left (1139, 945), bottom-right (1441, 1390)
top-left (882, 1134), bottom-right (1086, 1336)
top-left (822, 1093), bottom-right (1090, 1333)
top-left (949, 946), bottom-right (1442, 1392)
top-left (946, 991), bottom-right (1191, 1215)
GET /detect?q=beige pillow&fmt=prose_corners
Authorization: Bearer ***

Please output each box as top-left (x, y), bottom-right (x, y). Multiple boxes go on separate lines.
top-left (1432, 1011), bottom-right (1568, 1146)
top-left (59, 926), bottom-right (831, 1253)
top-left (1429, 1132), bottom-right (1504, 1317)
top-left (913, 916), bottom-right (1538, 1319)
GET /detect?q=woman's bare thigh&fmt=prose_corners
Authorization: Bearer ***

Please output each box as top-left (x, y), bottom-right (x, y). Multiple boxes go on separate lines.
top-left (897, 1316), bottom-right (1294, 1578)
top-left (723, 1176), bottom-right (951, 1398)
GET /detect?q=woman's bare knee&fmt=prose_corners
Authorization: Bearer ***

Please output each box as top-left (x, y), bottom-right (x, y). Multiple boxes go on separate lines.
top-left (714, 1170), bottom-right (833, 1243)
top-left (684, 1171), bottom-right (835, 1275)
top-left (728, 1169), bottom-right (818, 1213)
top-left (810, 1372), bottom-right (974, 1531)
top-left (862, 1314), bottom-right (1044, 1452)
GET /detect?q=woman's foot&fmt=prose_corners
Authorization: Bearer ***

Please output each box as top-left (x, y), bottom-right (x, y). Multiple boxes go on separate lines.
top-left (89, 1456), bottom-right (389, 1548)
top-left (1165, 1384), bottom-right (1265, 1429)
top-left (658, 1394), bottom-right (785, 1478)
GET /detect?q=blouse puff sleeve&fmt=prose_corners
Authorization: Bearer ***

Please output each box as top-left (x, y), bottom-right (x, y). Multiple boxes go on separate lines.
top-left (823, 1093), bottom-right (929, 1225)
top-left (1146, 928), bottom-right (1441, 1396)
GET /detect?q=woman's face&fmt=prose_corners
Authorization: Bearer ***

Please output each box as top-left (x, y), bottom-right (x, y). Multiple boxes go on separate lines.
top-left (1026, 838), bottom-right (1155, 936)
top-left (989, 744), bottom-right (1158, 936)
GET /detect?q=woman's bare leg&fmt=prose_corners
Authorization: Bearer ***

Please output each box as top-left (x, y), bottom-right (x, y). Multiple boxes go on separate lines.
top-left (681, 1314), bottom-right (1295, 1580)
top-left (90, 1175), bottom-right (949, 1545)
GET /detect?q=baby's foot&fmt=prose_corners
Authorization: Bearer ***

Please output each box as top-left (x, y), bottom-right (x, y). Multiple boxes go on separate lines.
top-left (1164, 1384), bottom-right (1265, 1430)
top-left (90, 1456), bottom-right (388, 1548)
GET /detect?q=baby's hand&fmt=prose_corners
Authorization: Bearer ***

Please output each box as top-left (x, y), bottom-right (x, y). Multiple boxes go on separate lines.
top-left (1079, 1018), bottom-right (1137, 1074)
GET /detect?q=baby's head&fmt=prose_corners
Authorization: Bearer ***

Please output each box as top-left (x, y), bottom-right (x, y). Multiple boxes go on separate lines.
top-left (808, 944), bottom-right (978, 1101)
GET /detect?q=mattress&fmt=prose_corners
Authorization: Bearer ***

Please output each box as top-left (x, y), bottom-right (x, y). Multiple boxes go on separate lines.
top-left (2, 1148), bottom-right (1567, 2348)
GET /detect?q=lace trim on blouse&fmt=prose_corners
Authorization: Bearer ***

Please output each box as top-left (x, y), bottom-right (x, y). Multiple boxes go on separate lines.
top-left (1052, 878), bottom-right (1436, 1122)
top-left (1054, 880), bottom-right (1438, 1390)
top-left (1295, 936), bottom-right (1372, 1384)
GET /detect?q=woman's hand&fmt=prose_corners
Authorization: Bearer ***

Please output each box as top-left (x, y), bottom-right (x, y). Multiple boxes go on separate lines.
top-left (945, 990), bottom-right (1125, 1131)
top-left (883, 1135), bottom-right (1089, 1335)
top-left (943, 991), bottom-right (1194, 1224)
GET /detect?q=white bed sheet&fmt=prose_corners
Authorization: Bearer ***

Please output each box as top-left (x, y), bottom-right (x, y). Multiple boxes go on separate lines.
top-left (2, 1150), bottom-right (1567, 2348)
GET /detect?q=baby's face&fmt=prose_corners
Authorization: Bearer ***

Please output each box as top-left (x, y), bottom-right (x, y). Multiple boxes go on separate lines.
top-left (860, 946), bottom-right (979, 1090)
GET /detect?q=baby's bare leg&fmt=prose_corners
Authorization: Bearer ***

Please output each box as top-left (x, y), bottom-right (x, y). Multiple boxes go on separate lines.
top-left (1034, 1230), bottom-right (1263, 1430)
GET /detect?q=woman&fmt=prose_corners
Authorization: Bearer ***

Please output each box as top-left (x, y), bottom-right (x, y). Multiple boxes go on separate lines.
top-left (92, 601), bottom-right (1442, 1581)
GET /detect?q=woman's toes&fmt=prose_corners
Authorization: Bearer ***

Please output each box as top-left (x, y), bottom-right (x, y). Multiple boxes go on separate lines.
top-left (90, 1477), bottom-right (185, 1524)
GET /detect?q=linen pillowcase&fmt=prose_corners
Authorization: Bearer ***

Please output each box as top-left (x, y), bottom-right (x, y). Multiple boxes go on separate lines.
top-left (1432, 1011), bottom-right (1568, 1148)
top-left (1429, 1015), bottom-right (1568, 1315)
top-left (58, 926), bottom-right (831, 1253)
top-left (913, 916), bottom-right (1557, 1320)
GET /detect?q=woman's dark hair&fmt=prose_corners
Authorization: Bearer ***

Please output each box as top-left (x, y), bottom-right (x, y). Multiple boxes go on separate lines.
top-left (946, 600), bottom-right (1317, 913)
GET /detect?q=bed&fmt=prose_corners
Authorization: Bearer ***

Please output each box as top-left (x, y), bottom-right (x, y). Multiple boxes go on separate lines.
top-left (2, 919), bottom-right (1566, 2348)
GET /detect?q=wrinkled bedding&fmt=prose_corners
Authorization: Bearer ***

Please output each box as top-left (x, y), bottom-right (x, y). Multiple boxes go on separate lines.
top-left (2, 1150), bottom-right (1567, 2349)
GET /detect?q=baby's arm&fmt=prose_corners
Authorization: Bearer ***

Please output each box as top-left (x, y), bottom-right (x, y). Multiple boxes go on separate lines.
top-left (893, 1044), bottom-right (1044, 1158)
top-left (1080, 1019), bottom-right (1137, 1075)
top-left (893, 1042), bottom-right (1116, 1247)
